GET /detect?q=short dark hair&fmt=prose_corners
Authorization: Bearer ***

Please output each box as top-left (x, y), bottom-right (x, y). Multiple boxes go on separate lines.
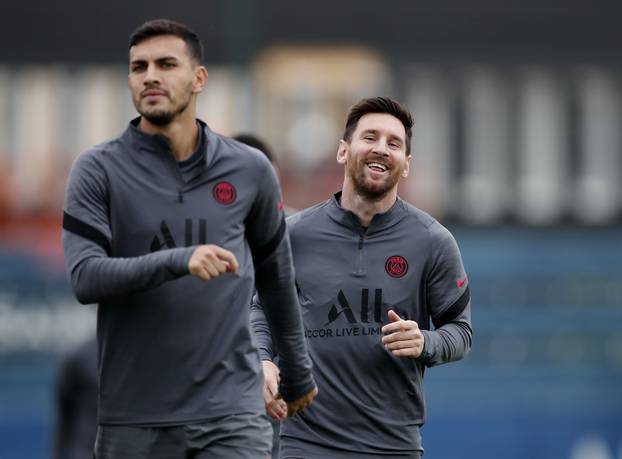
top-left (129, 19), bottom-right (204, 64)
top-left (233, 133), bottom-right (275, 163)
top-left (342, 97), bottom-right (414, 155)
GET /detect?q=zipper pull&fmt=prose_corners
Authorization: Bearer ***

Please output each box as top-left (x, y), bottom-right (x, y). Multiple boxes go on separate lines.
top-left (178, 189), bottom-right (184, 203)
top-left (358, 235), bottom-right (363, 249)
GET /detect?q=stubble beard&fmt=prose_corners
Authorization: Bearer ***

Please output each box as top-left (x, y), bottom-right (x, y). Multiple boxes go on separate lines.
top-left (139, 98), bottom-right (191, 126)
top-left (136, 83), bottom-right (193, 126)
top-left (348, 161), bottom-right (401, 202)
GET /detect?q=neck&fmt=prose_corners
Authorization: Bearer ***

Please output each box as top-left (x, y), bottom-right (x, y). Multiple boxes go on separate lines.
top-left (340, 180), bottom-right (398, 227)
top-left (139, 108), bottom-right (199, 161)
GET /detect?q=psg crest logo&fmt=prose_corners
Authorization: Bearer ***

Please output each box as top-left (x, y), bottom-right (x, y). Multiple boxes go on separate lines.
top-left (213, 182), bottom-right (236, 205)
top-left (385, 255), bottom-right (408, 278)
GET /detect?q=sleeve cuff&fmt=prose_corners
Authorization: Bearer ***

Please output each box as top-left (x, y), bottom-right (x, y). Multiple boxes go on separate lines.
top-left (279, 374), bottom-right (317, 403)
top-left (419, 330), bottom-right (436, 363)
top-left (259, 349), bottom-right (274, 362)
top-left (169, 246), bottom-right (196, 275)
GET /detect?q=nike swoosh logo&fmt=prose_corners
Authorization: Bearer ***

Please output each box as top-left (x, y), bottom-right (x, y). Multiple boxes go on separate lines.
top-left (457, 276), bottom-right (468, 288)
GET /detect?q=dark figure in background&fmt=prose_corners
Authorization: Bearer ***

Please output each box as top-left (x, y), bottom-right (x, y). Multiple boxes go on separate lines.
top-left (52, 337), bottom-right (97, 459)
top-left (232, 134), bottom-right (275, 163)
top-left (233, 133), bottom-right (295, 217)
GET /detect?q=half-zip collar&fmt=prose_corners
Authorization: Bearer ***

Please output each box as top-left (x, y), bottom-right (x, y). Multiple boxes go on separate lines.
top-left (125, 117), bottom-right (208, 163)
top-left (126, 116), bottom-right (176, 157)
top-left (326, 191), bottom-right (408, 235)
top-left (121, 117), bottom-right (218, 192)
top-left (177, 128), bottom-right (206, 184)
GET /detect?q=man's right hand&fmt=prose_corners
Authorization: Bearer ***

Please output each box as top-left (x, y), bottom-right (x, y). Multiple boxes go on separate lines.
top-left (188, 245), bottom-right (239, 280)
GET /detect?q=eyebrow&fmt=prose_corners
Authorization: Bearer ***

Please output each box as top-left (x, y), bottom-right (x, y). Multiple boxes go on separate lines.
top-left (361, 129), bottom-right (404, 143)
top-left (130, 56), bottom-right (179, 65)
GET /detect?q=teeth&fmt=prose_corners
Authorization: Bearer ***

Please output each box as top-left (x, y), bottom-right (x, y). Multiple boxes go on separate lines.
top-left (368, 162), bottom-right (388, 171)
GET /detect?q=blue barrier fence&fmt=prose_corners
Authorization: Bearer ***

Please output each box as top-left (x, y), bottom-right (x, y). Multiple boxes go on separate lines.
top-left (1, 226), bottom-right (621, 459)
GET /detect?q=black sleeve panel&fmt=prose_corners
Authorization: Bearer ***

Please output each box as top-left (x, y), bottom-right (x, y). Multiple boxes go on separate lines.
top-left (248, 217), bottom-right (286, 268)
top-left (432, 286), bottom-right (470, 329)
top-left (63, 211), bottom-right (111, 255)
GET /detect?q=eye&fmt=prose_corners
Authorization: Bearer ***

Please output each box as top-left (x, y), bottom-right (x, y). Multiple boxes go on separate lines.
top-left (161, 61), bottom-right (176, 69)
top-left (131, 63), bottom-right (146, 73)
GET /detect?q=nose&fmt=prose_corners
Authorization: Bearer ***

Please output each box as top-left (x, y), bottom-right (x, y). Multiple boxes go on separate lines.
top-left (144, 63), bottom-right (161, 85)
top-left (372, 138), bottom-right (390, 157)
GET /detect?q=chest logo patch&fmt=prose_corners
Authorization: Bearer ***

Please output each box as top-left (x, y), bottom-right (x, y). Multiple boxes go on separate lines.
top-left (385, 255), bottom-right (408, 278)
top-left (213, 182), bottom-right (236, 205)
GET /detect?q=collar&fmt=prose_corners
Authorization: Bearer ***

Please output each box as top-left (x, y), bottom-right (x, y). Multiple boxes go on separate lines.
top-left (325, 191), bottom-right (407, 234)
top-left (123, 117), bottom-right (210, 161)
top-left (177, 126), bottom-right (205, 168)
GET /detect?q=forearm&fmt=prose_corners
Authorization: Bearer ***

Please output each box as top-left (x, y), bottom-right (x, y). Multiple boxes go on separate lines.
top-left (255, 237), bottom-right (314, 402)
top-left (65, 231), bottom-right (194, 304)
top-left (249, 296), bottom-right (276, 361)
top-left (420, 305), bottom-right (472, 367)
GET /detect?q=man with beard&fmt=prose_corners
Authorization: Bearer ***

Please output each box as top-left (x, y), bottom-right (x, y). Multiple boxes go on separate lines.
top-left (251, 97), bottom-right (472, 459)
top-left (62, 19), bottom-right (316, 458)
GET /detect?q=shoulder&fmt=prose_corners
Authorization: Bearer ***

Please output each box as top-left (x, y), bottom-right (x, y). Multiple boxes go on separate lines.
top-left (399, 199), bottom-right (457, 247)
top-left (286, 199), bottom-right (331, 234)
top-left (67, 138), bottom-right (127, 192)
top-left (208, 130), bottom-right (274, 173)
top-left (71, 136), bottom-right (124, 173)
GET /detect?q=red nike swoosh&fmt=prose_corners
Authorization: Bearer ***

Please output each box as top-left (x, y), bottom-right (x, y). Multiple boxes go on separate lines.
top-left (457, 276), bottom-right (468, 288)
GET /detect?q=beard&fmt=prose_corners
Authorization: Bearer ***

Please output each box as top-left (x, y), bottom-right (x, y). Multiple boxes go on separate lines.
top-left (138, 97), bottom-right (191, 126)
top-left (347, 161), bottom-right (402, 201)
top-left (135, 83), bottom-right (193, 126)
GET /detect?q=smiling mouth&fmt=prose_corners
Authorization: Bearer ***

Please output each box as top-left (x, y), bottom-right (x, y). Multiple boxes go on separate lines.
top-left (367, 162), bottom-right (388, 173)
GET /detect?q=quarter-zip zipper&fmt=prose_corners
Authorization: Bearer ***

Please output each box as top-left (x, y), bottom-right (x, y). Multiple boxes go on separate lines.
top-left (355, 233), bottom-right (366, 276)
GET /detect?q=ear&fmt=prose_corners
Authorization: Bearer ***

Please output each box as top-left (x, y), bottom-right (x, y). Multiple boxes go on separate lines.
top-left (402, 154), bottom-right (412, 178)
top-left (336, 139), bottom-right (348, 164)
top-left (193, 66), bottom-right (208, 94)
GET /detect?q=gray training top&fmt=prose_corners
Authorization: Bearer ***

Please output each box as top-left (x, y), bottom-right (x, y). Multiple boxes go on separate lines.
top-left (251, 193), bottom-right (472, 458)
top-left (62, 118), bottom-right (314, 426)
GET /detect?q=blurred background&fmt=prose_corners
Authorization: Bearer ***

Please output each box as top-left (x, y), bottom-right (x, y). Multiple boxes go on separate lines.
top-left (1, 1), bottom-right (621, 458)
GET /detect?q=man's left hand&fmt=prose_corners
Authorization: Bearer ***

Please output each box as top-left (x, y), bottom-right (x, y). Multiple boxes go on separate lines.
top-left (284, 386), bottom-right (318, 418)
top-left (381, 309), bottom-right (425, 358)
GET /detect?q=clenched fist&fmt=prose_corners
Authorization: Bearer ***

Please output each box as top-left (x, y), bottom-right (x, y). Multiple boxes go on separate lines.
top-left (188, 245), bottom-right (239, 281)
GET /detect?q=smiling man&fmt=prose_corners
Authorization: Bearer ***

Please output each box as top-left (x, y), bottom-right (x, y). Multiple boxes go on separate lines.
top-left (62, 19), bottom-right (316, 458)
top-left (251, 97), bottom-right (472, 459)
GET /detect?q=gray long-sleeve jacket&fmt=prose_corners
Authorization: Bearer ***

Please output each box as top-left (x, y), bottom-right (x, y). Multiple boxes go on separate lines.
top-left (62, 118), bottom-right (314, 425)
top-left (250, 193), bottom-right (472, 458)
